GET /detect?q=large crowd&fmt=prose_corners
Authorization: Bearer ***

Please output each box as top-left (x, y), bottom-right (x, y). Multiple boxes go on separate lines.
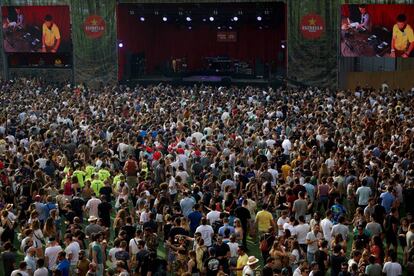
top-left (1, 78), bottom-right (414, 276)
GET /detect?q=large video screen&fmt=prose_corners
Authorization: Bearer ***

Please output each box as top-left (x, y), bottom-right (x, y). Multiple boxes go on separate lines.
top-left (341, 4), bottom-right (414, 58)
top-left (2, 6), bottom-right (71, 53)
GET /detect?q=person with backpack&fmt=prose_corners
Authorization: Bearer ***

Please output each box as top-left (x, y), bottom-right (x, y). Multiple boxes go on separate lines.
top-left (384, 207), bottom-right (399, 253)
top-left (133, 239), bottom-right (148, 275)
top-left (259, 226), bottom-right (276, 262)
top-left (124, 155), bottom-right (138, 189)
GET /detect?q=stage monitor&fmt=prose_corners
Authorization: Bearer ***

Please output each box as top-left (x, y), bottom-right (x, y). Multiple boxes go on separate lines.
top-left (340, 4), bottom-right (414, 58)
top-left (2, 6), bottom-right (71, 53)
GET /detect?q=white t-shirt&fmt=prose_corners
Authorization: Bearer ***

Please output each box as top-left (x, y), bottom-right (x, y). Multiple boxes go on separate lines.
top-left (140, 210), bottom-right (150, 224)
top-left (108, 247), bottom-right (122, 268)
top-left (306, 231), bottom-right (322, 253)
top-left (32, 229), bottom-right (44, 248)
top-left (45, 244), bottom-right (63, 269)
top-left (21, 236), bottom-right (41, 252)
top-left (65, 241), bottom-right (80, 265)
top-left (382, 261), bottom-right (402, 276)
top-left (221, 111), bottom-right (230, 122)
top-left (227, 242), bottom-right (239, 258)
top-left (291, 249), bottom-right (300, 264)
top-left (332, 224), bottom-right (349, 241)
top-left (168, 177), bottom-right (177, 195)
top-left (294, 223), bottom-right (310, 245)
top-left (356, 186), bottom-right (371, 206)
top-left (348, 259), bottom-right (358, 272)
top-left (195, 225), bottom-right (214, 247)
top-left (11, 270), bottom-right (29, 276)
top-left (293, 267), bottom-right (303, 276)
top-left (283, 223), bottom-right (296, 236)
top-left (265, 139), bottom-right (276, 148)
top-left (221, 179), bottom-right (236, 191)
top-left (282, 138), bottom-right (292, 155)
top-left (320, 218), bottom-right (333, 242)
top-left (207, 210), bottom-right (221, 224)
top-left (191, 132), bottom-right (203, 143)
top-left (277, 217), bottom-right (289, 236)
top-left (242, 265), bottom-right (255, 276)
top-left (177, 154), bottom-right (188, 168)
top-left (268, 168), bottom-right (278, 186)
top-left (34, 267), bottom-right (49, 276)
top-left (325, 158), bottom-right (335, 170)
top-left (129, 238), bottom-right (140, 255)
top-left (86, 197), bottom-right (101, 218)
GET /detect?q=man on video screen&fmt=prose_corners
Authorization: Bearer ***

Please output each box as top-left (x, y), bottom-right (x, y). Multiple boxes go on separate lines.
top-left (42, 14), bottom-right (60, 53)
top-left (356, 5), bottom-right (370, 31)
top-left (4, 7), bottom-right (24, 29)
top-left (391, 14), bottom-right (414, 58)
top-left (343, 4), bottom-right (371, 32)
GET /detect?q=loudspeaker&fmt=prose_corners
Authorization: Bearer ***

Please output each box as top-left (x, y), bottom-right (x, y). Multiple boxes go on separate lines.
top-left (123, 52), bottom-right (132, 79)
top-left (221, 77), bottom-right (232, 86)
top-left (255, 58), bottom-right (264, 78)
top-left (130, 53), bottom-right (146, 78)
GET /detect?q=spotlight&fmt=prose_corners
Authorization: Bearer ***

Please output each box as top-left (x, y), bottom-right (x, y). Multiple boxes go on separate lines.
top-left (257, 16), bottom-right (262, 21)
top-left (188, 26), bottom-right (192, 30)
top-left (186, 16), bottom-right (191, 22)
top-left (281, 44), bottom-right (286, 49)
top-left (217, 26), bottom-right (221, 30)
top-left (140, 17), bottom-right (145, 22)
top-left (229, 26), bottom-right (233, 30)
top-left (233, 16), bottom-right (238, 22)
top-left (203, 18), bottom-right (207, 22)
top-left (162, 16), bottom-right (167, 22)
top-left (118, 42), bottom-right (124, 48)
top-left (209, 16), bottom-right (214, 22)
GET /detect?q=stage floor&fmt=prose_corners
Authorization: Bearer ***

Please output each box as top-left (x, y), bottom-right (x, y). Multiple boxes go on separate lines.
top-left (123, 75), bottom-right (273, 86)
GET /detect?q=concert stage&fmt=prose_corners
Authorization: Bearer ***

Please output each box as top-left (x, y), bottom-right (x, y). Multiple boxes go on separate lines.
top-left (117, 2), bottom-right (286, 84)
top-left (121, 74), bottom-right (284, 88)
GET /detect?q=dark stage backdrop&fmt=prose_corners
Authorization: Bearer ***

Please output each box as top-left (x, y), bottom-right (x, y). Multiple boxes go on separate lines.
top-left (117, 5), bottom-right (286, 79)
top-left (1, 0), bottom-right (413, 87)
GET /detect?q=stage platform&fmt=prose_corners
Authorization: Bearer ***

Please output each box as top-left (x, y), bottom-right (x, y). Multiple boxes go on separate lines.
top-left (121, 75), bottom-right (283, 87)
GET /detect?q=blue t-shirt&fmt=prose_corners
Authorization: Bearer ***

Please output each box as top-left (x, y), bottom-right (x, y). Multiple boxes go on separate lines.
top-left (188, 210), bottom-right (203, 233)
top-left (180, 197), bottom-right (195, 217)
top-left (37, 203), bottom-right (47, 222)
top-left (57, 259), bottom-right (70, 276)
top-left (218, 224), bottom-right (235, 237)
top-left (44, 202), bottom-right (57, 218)
top-left (304, 183), bottom-right (315, 202)
top-left (380, 192), bottom-right (395, 213)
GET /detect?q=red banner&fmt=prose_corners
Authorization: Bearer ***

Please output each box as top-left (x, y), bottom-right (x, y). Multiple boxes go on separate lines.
top-left (300, 13), bottom-right (325, 40)
top-left (217, 31), bottom-right (237, 42)
top-left (84, 15), bottom-right (106, 39)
